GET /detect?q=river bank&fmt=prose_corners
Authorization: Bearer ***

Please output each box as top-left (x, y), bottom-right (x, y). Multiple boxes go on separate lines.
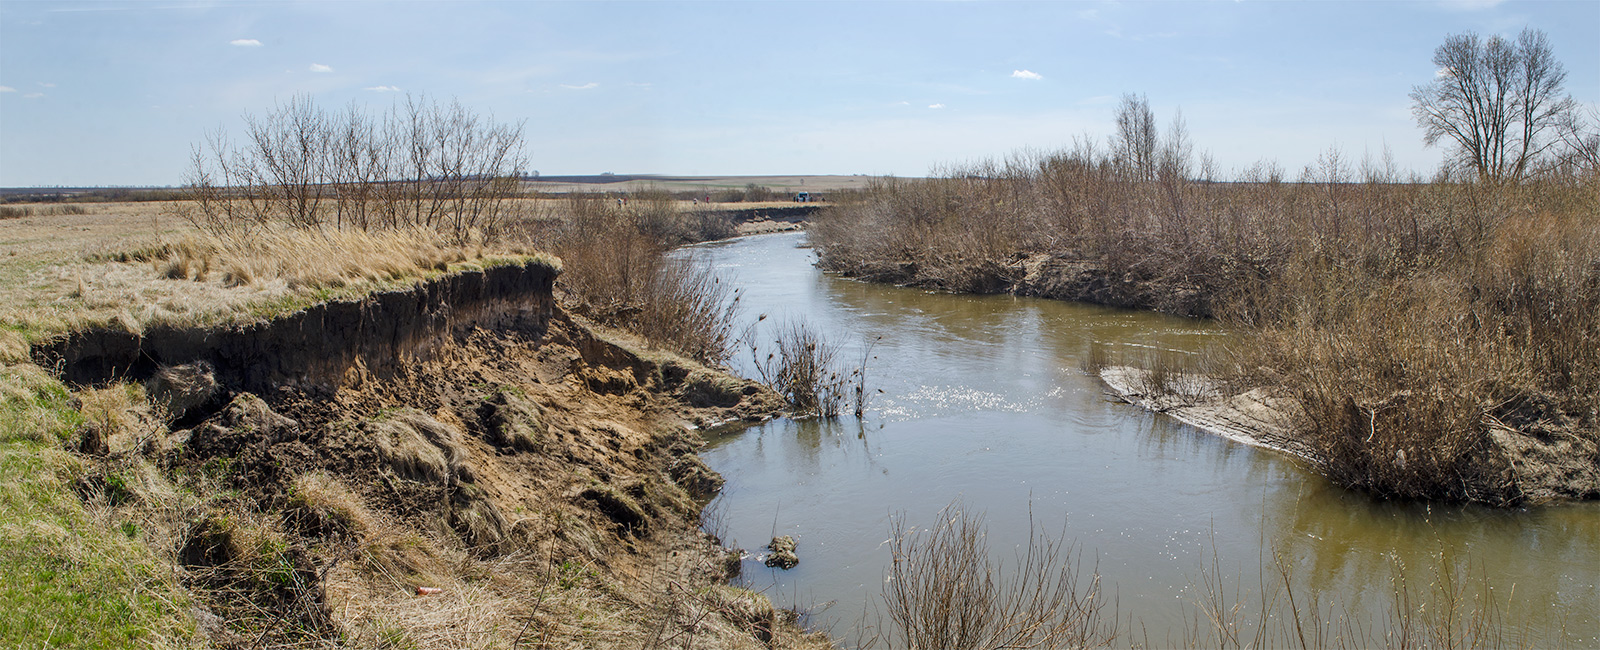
top-left (693, 230), bottom-right (1600, 645)
top-left (0, 204), bottom-right (829, 648)
top-left (809, 166), bottom-right (1600, 507)
top-left (1099, 366), bottom-right (1600, 504)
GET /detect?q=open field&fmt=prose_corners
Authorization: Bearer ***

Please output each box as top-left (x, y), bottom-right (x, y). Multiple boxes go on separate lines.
top-left (523, 174), bottom-right (884, 195)
top-left (0, 202), bottom-right (552, 348)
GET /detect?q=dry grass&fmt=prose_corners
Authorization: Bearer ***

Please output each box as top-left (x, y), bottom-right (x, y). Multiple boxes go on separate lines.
top-left (1157, 541), bottom-right (1562, 649)
top-left (867, 504), bottom-right (1570, 650)
top-left (0, 203), bottom-right (555, 343)
top-left (0, 204), bottom-right (91, 219)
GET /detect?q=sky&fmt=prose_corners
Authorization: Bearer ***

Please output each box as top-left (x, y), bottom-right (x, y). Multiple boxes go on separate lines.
top-left (1, 0), bottom-right (1596, 187)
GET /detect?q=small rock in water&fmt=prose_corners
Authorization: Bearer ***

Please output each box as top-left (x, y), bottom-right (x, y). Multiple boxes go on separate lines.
top-left (765, 535), bottom-right (798, 569)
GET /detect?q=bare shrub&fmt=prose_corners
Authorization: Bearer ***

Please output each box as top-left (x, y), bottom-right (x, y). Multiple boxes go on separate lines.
top-left (516, 194), bottom-right (743, 365)
top-left (812, 89), bottom-right (1600, 503)
top-left (876, 502), bottom-right (1115, 650)
top-left (745, 318), bottom-right (852, 418)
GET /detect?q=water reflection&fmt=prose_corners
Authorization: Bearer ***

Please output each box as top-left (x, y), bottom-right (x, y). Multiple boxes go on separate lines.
top-left (693, 232), bottom-right (1598, 643)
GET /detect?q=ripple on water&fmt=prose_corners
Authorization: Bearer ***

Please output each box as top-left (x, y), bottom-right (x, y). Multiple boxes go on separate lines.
top-left (875, 384), bottom-right (1043, 421)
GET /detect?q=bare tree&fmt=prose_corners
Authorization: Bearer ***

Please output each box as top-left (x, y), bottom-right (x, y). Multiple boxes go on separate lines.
top-left (183, 94), bottom-right (526, 241)
top-left (1113, 93), bottom-right (1159, 181)
top-left (1553, 107), bottom-right (1599, 177)
top-left (1411, 28), bottom-right (1576, 184)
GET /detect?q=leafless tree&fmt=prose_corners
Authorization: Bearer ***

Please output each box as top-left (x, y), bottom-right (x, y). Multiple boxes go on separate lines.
top-left (1157, 109), bottom-right (1194, 231)
top-left (1410, 28), bottom-right (1576, 184)
top-left (1113, 93), bottom-right (1159, 181)
top-left (1553, 107), bottom-right (1599, 177)
top-left (183, 94), bottom-right (526, 241)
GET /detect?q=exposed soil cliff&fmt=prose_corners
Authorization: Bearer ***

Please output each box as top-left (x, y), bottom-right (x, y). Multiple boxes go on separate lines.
top-left (37, 261), bottom-right (826, 649)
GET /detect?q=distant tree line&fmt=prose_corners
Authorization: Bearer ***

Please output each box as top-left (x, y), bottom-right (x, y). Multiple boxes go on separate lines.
top-left (183, 94), bottom-right (526, 241)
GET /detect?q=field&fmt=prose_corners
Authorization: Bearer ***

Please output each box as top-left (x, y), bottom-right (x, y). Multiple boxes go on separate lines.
top-left (522, 174), bottom-right (882, 196)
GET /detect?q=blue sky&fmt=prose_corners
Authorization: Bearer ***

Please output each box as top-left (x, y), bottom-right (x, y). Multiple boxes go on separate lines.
top-left (1, 0), bottom-right (1596, 186)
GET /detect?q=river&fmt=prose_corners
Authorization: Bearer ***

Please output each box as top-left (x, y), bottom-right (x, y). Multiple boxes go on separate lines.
top-left (685, 231), bottom-right (1598, 645)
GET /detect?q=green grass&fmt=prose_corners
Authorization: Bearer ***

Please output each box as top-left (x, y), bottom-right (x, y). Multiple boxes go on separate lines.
top-left (0, 364), bottom-right (192, 648)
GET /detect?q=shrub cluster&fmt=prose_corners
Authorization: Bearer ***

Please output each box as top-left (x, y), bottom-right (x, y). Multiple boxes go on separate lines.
top-left (514, 193), bottom-right (741, 365)
top-left (814, 142), bottom-right (1599, 502)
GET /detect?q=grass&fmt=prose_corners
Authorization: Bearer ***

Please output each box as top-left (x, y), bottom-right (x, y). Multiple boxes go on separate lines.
top-left (0, 202), bottom-right (558, 347)
top-left (0, 364), bottom-right (192, 648)
top-left (0, 204), bottom-right (91, 219)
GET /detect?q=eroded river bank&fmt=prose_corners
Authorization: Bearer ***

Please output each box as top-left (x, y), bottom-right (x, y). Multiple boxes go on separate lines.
top-left (691, 231), bottom-right (1600, 645)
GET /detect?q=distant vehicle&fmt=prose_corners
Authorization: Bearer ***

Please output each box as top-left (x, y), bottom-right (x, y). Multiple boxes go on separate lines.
top-left (794, 191), bottom-right (810, 203)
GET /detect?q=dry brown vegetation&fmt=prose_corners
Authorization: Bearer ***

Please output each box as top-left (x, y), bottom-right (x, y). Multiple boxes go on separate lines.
top-left (868, 504), bottom-right (1115, 650)
top-left (0, 205), bottom-right (545, 342)
top-left (515, 193), bottom-right (743, 365)
top-left (814, 141), bottom-right (1600, 503)
top-left (816, 32), bottom-right (1600, 504)
top-left (6, 296), bottom-right (820, 648)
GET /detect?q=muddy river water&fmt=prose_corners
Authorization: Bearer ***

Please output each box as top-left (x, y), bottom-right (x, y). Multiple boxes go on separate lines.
top-left (686, 231), bottom-right (1598, 644)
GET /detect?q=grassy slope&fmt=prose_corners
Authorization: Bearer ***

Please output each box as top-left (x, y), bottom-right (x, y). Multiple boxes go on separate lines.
top-left (0, 364), bottom-right (191, 648)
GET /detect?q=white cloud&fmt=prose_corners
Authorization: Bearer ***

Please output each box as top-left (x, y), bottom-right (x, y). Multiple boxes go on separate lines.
top-left (309, 63), bottom-right (333, 73)
top-left (38, 82), bottom-right (56, 88)
top-left (1011, 69), bottom-right (1043, 81)
top-left (23, 92), bottom-right (44, 99)
top-left (230, 38), bottom-right (262, 47)
top-left (928, 103), bottom-right (946, 109)
top-left (1435, 67), bottom-right (1455, 78)
top-left (0, 86), bottom-right (15, 93)
top-left (364, 85), bottom-right (402, 92)
top-left (560, 82), bottom-right (599, 90)
top-left (1438, 0), bottom-right (1505, 11)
